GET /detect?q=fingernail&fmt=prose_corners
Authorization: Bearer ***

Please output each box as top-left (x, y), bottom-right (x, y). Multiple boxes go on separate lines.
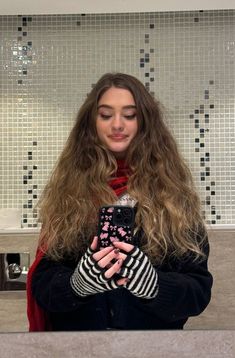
top-left (114, 248), bottom-right (120, 254)
top-left (118, 259), bottom-right (122, 264)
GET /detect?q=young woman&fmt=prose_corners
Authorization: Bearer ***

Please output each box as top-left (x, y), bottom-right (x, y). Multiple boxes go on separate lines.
top-left (27, 73), bottom-right (213, 331)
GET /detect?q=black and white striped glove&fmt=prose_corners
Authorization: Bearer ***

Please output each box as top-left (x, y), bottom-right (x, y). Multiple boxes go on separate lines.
top-left (70, 246), bottom-right (119, 297)
top-left (120, 246), bottom-right (159, 299)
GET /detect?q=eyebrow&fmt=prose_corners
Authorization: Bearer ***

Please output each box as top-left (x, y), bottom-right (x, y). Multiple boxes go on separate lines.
top-left (97, 104), bottom-right (137, 110)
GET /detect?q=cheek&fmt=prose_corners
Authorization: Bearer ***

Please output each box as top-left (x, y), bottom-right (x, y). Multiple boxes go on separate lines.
top-left (96, 120), bottom-right (106, 140)
top-left (130, 121), bottom-right (138, 137)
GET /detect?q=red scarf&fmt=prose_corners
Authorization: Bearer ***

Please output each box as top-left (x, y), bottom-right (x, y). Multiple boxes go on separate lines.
top-left (27, 159), bottom-right (129, 331)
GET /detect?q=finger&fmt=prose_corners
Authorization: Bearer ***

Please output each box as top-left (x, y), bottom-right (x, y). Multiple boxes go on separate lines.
top-left (90, 236), bottom-right (98, 251)
top-left (104, 259), bottom-right (123, 279)
top-left (98, 249), bottom-right (121, 269)
top-left (116, 277), bottom-right (129, 286)
top-left (116, 251), bottom-right (127, 261)
top-left (112, 241), bottom-right (134, 253)
top-left (92, 246), bottom-right (114, 262)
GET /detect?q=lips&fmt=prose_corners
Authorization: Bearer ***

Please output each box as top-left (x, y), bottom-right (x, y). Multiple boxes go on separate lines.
top-left (109, 135), bottom-right (127, 140)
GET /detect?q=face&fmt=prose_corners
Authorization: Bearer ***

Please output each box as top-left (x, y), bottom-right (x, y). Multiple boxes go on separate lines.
top-left (96, 87), bottom-right (138, 159)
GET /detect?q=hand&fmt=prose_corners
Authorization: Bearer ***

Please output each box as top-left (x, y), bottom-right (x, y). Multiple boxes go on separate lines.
top-left (70, 237), bottom-right (127, 297)
top-left (112, 241), bottom-right (159, 300)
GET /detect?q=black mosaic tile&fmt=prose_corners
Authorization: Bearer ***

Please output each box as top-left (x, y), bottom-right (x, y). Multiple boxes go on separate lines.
top-left (150, 24), bottom-right (154, 29)
top-left (23, 32), bottom-right (27, 36)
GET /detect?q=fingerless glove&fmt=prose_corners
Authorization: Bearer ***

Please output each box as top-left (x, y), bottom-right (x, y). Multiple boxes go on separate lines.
top-left (70, 246), bottom-right (119, 297)
top-left (120, 246), bottom-right (159, 299)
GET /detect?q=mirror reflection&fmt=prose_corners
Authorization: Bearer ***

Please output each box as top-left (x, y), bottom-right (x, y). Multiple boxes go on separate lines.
top-left (0, 9), bottom-right (234, 332)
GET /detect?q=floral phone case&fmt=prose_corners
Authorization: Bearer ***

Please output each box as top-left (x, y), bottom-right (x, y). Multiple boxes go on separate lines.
top-left (98, 205), bottom-right (136, 248)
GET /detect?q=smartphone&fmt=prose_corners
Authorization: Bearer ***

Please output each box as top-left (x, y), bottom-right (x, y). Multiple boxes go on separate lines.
top-left (98, 205), bottom-right (136, 248)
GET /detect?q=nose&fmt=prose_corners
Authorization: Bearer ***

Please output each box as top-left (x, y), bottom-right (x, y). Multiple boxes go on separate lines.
top-left (111, 114), bottom-right (124, 131)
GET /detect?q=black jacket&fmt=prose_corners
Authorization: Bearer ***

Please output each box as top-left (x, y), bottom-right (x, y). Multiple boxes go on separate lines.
top-left (31, 233), bottom-right (213, 331)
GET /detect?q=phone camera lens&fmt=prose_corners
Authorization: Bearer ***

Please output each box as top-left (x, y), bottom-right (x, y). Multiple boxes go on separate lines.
top-left (123, 209), bottom-right (131, 217)
top-left (116, 213), bottom-right (122, 220)
top-left (123, 217), bottom-right (130, 225)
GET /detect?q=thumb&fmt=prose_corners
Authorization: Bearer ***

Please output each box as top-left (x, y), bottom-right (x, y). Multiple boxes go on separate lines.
top-left (90, 236), bottom-right (98, 251)
top-left (116, 277), bottom-right (130, 286)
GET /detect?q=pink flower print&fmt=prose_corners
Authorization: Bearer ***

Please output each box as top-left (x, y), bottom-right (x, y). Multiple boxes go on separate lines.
top-left (102, 222), bottom-right (109, 231)
top-left (100, 233), bottom-right (108, 239)
top-left (110, 236), bottom-right (119, 243)
top-left (107, 207), bottom-right (114, 213)
top-left (117, 227), bottom-right (127, 237)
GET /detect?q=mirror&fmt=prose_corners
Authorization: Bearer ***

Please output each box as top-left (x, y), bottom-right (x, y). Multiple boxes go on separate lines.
top-left (0, 8), bottom-right (234, 331)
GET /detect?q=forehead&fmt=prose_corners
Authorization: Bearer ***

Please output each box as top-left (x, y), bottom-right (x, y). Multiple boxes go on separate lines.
top-left (98, 87), bottom-right (135, 106)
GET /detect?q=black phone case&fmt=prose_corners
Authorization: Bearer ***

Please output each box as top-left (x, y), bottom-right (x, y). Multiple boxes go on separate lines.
top-left (98, 205), bottom-right (136, 248)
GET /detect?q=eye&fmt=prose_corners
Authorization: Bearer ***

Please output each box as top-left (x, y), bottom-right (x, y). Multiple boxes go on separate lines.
top-left (124, 114), bottom-right (136, 120)
top-left (99, 113), bottom-right (112, 119)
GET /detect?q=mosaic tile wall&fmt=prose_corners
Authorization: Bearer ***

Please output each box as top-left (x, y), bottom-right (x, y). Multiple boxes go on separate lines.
top-left (0, 10), bottom-right (234, 228)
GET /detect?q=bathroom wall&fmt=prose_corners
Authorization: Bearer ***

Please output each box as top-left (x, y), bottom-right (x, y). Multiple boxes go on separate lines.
top-left (0, 10), bottom-right (235, 228)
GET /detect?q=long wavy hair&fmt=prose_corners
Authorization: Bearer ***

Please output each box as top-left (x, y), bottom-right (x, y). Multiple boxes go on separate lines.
top-left (38, 72), bottom-right (207, 263)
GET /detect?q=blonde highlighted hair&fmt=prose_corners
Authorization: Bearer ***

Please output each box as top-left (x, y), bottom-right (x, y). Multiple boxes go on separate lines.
top-left (38, 72), bottom-right (207, 262)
